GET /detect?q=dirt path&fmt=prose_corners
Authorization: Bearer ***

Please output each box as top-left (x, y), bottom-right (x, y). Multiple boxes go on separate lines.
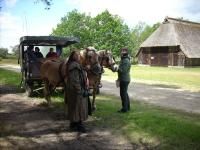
top-left (0, 89), bottom-right (136, 150)
top-left (0, 64), bottom-right (20, 73)
top-left (101, 80), bottom-right (200, 114)
top-left (1, 64), bottom-right (200, 114)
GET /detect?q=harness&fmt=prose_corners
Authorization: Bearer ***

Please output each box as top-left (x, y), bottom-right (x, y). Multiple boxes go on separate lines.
top-left (99, 50), bottom-right (116, 69)
top-left (82, 49), bottom-right (102, 76)
top-left (57, 61), bottom-right (68, 87)
top-left (58, 62), bottom-right (64, 81)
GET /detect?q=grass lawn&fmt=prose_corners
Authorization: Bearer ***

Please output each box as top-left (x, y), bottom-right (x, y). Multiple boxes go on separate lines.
top-left (52, 94), bottom-right (200, 150)
top-left (0, 58), bottom-right (18, 65)
top-left (92, 95), bottom-right (200, 150)
top-left (0, 68), bottom-right (21, 86)
top-left (1, 68), bottom-right (200, 149)
top-left (1, 58), bottom-right (200, 91)
top-left (102, 65), bottom-right (200, 91)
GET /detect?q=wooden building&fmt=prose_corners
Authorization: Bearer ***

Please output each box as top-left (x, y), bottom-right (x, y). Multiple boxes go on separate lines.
top-left (136, 17), bottom-right (200, 67)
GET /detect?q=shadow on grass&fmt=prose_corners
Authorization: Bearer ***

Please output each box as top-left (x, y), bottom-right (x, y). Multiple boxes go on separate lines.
top-left (0, 96), bottom-right (137, 150)
top-left (150, 83), bottom-right (200, 93)
top-left (150, 83), bottom-right (181, 89)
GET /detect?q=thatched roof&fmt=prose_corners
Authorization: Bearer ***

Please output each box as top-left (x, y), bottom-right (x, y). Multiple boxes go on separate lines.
top-left (138, 17), bottom-right (200, 58)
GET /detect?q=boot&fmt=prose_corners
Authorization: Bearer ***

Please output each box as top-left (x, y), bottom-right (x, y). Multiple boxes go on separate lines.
top-left (69, 122), bottom-right (78, 131)
top-left (77, 121), bottom-right (86, 133)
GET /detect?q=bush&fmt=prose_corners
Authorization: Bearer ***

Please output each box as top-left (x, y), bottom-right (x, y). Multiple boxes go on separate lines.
top-left (0, 48), bottom-right (8, 58)
top-left (7, 54), bottom-right (17, 59)
top-left (131, 57), bottom-right (138, 65)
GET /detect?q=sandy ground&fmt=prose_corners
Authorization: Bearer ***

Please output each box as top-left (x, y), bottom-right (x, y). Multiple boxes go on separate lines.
top-left (101, 80), bottom-right (200, 114)
top-left (0, 86), bottom-right (139, 150)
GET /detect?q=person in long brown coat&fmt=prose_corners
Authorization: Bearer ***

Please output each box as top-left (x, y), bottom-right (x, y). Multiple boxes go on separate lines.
top-left (65, 50), bottom-right (89, 132)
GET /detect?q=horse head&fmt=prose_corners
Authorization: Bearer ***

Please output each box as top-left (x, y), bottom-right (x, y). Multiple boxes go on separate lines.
top-left (80, 47), bottom-right (102, 76)
top-left (98, 50), bottom-right (117, 72)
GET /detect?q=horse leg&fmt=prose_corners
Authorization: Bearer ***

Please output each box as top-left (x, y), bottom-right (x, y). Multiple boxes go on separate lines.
top-left (64, 90), bottom-right (68, 117)
top-left (44, 80), bottom-right (51, 106)
top-left (92, 87), bottom-right (97, 111)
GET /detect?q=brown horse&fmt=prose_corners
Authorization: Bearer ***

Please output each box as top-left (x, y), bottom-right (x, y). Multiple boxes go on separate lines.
top-left (40, 48), bottom-right (101, 106)
top-left (40, 58), bottom-right (66, 105)
top-left (97, 50), bottom-right (116, 71)
top-left (87, 49), bottom-right (116, 110)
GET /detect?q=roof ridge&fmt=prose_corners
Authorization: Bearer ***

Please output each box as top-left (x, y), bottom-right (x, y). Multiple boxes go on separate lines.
top-left (164, 16), bottom-right (200, 26)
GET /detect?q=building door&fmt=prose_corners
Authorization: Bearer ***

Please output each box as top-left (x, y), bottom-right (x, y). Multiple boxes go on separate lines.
top-left (178, 54), bottom-right (185, 66)
top-left (150, 47), bottom-right (168, 66)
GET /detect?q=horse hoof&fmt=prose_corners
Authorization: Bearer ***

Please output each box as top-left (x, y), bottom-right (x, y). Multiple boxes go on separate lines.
top-left (47, 102), bottom-right (52, 107)
top-left (98, 83), bottom-right (102, 88)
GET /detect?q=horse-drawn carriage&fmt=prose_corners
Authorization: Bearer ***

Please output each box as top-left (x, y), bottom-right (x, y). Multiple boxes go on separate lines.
top-left (19, 35), bottom-right (116, 110)
top-left (18, 36), bottom-right (79, 96)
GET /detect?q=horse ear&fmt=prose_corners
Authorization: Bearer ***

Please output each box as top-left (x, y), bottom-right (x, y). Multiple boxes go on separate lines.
top-left (102, 50), bottom-right (105, 56)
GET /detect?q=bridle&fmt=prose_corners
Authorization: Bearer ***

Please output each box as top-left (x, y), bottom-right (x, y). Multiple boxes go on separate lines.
top-left (82, 49), bottom-right (102, 76)
top-left (99, 50), bottom-right (116, 69)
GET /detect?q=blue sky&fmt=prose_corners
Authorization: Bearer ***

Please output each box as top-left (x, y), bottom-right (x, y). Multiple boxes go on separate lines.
top-left (0, 0), bottom-right (200, 52)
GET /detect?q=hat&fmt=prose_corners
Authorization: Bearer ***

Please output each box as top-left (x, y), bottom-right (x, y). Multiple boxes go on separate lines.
top-left (121, 47), bottom-right (128, 51)
top-left (120, 48), bottom-right (128, 54)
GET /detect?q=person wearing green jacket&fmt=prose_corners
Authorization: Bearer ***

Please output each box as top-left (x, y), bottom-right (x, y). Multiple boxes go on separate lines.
top-left (117, 48), bottom-right (131, 113)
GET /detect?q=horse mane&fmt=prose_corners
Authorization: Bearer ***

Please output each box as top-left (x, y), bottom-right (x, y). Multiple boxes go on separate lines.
top-left (86, 46), bottom-right (97, 51)
top-left (79, 48), bottom-right (99, 69)
top-left (97, 49), bottom-right (112, 57)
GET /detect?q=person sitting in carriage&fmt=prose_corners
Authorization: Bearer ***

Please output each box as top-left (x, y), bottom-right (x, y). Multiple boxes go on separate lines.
top-left (46, 47), bottom-right (58, 58)
top-left (34, 47), bottom-right (44, 58)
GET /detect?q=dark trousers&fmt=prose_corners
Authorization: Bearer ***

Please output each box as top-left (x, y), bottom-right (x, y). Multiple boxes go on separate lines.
top-left (120, 81), bottom-right (130, 111)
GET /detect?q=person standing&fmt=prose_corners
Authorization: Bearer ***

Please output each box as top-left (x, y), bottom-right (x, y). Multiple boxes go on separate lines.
top-left (24, 45), bottom-right (37, 78)
top-left (25, 45), bottom-right (37, 61)
top-left (65, 50), bottom-right (89, 132)
top-left (117, 48), bottom-right (131, 113)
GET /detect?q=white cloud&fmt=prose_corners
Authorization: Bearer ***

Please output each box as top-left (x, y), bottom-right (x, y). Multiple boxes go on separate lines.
top-left (74, 0), bottom-right (173, 24)
top-left (5, 0), bottom-right (18, 8)
top-left (0, 12), bottom-right (21, 30)
top-left (0, 12), bottom-right (22, 51)
top-left (73, 0), bottom-right (200, 26)
top-left (1, 0), bottom-right (200, 50)
top-left (0, 11), bottom-right (56, 51)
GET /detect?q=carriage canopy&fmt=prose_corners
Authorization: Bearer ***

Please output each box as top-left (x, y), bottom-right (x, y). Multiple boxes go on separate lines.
top-left (20, 36), bottom-right (80, 47)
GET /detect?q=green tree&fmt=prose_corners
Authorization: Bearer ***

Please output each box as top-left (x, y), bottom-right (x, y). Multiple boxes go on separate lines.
top-left (35, 0), bottom-right (52, 9)
top-left (52, 9), bottom-right (93, 51)
top-left (131, 22), bottom-right (160, 57)
top-left (0, 47), bottom-right (8, 58)
top-left (11, 45), bottom-right (19, 56)
top-left (52, 9), bottom-right (159, 61)
top-left (92, 10), bottom-right (131, 56)
top-left (52, 10), bottom-right (132, 57)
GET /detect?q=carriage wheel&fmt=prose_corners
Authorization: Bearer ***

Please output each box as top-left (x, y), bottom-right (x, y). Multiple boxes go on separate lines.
top-left (25, 82), bottom-right (33, 97)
